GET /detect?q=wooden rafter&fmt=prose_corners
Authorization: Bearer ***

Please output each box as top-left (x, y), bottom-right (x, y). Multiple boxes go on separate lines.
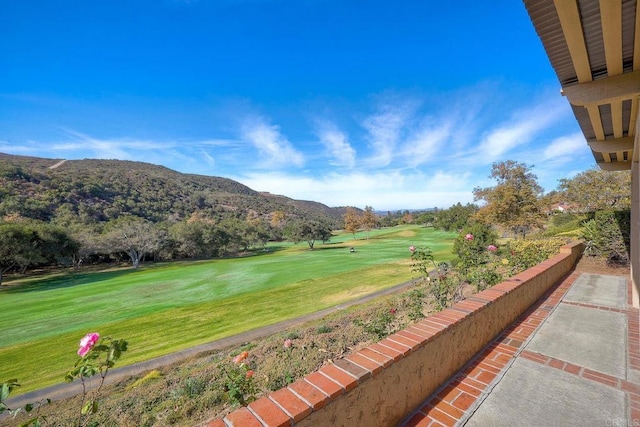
top-left (599, 0), bottom-right (623, 76)
top-left (561, 70), bottom-right (640, 106)
top-left (611, 100), bottom-right (623, 138)
top-left (588, 136), bottom-right (634, 152)
top-left (587, 104), bottom-right (606, 140)
top-left (554, 0), bottom-right (592, 83)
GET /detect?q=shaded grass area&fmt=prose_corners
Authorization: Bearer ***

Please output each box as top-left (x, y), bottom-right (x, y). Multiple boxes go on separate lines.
top-left (0, 225), bottom-right (455, 394)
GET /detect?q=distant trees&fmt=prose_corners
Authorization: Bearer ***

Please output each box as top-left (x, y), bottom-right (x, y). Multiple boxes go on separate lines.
top-left (343, 207), bottom-right (360, 239)
top-left (0, 222), bottom-right (78, 285)
top-left (360, 206), bottom-right (379, 239)
top-left (285, 219), bottom-right (333, 249)
top-left (558, 168), bottom-right (631, 212)
top-left (341, 206), bottom-right (380, 239)
top-left (433, 203), bottom-right (479, 232)
top-left (473, 161), bottom-right (546, 238)
top-left (105, 218), bottom-right (166, 268)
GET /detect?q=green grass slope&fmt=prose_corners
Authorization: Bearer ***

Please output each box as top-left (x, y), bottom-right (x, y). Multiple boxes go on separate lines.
top-left (0, 225), bottom-right (455, 393)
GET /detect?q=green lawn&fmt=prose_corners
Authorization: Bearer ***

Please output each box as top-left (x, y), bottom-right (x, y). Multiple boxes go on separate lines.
top-left (0, 225), bottom-right (456, 393)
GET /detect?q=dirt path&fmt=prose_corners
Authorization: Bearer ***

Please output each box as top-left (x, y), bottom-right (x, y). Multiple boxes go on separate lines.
top-left (48, 159), bottom-right (67, 169)
top-left (4, 278), bottom-right (419, 410)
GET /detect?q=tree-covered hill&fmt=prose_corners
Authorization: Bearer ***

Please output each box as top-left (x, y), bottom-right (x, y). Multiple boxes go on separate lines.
top-left (0, 153), bottom-right (344, 226)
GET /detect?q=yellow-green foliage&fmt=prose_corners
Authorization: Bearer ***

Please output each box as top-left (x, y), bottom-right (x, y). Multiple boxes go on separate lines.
top-left (506, 237), bottom-right (570, 270)
top-left (126, 370), bottom-right (163, 390)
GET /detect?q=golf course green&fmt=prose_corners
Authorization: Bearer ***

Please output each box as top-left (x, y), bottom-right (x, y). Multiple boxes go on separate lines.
top-left (0, 225), bottom-right (456, 393)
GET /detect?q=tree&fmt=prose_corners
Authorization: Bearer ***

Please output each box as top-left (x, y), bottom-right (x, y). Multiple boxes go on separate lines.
top-left (105, 218), bottom-right (166, 268)
top-left (0, 223), bottom-right (42, 285)
top-left (558, 168), bottom-right (631, 212)
top-left (285, 219), bottom-right (333, 249)
top-left (473, 161), bottom-right (545, 238)
top-left (360, 206), bottom-right (378, 239)
top-left (343, 207), bottom-right (360, 239)
top-left (433, 203), bottom-right (479, 232)
top-left (33, 223), bottom-right (79, 267)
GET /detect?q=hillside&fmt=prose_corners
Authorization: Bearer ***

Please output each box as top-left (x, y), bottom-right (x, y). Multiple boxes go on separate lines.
top-left (0, 153), bottom-right (345, 226)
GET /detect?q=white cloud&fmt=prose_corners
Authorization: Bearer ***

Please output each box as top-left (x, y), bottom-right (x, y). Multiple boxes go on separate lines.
top-left (201, 150), bottom-right (216, 167)
top-left (315, 122), bottom-right (356, 168)
top-left (362, 105), bottom-right (410, 167)
top-left (542, 132), bottom-right (586, 160)
top-left (401, 120), bottom-right (452, 167)
top-left (240, 117), bottom-right (304, 168)
top-left (233, 169), bottom-right (473, 211)
top-left (475, 98), bottom-right (569, 162)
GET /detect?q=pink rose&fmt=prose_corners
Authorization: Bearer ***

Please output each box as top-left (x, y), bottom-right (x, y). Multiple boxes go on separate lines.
top-left (487, 245), bottom-right (498, 252)
top-left (78, 332), bottom-right (100, 357)
top-left (465, 234), bottom-right (474, 241)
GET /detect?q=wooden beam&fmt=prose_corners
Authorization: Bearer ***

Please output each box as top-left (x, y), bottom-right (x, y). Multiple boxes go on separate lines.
top-left (599, 0), bottom-right (623, 76)
top-left (554, 0), bottom-right (592, 83)
top-left (562, 70), bottom-right (640, 106)
top-left (588, 136), bottom-right (635, 152)
top-left (598, 160), bottom-right (632, 170)
top-left (603, 152), bottom-right (612, 163)
top-left (587, 104), bottom-right (606, 140)
top-left (611, 99), bottom-right (623, 138)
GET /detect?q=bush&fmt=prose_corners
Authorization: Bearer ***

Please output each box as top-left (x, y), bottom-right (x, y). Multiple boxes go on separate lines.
top-left (581, 210), bottom-right (630, 266)
top-left (452, 223), bottom-right (498, 273)
top-left (466, 265), bottom-right (503, 291)
top-left (542, 215), bottom-right (586, 237)
top-left (506, 237), bottom-right (568, 270)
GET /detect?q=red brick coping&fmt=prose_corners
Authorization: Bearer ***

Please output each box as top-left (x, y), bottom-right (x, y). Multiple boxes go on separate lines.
top-left (403, 268), bottom-right (640, 426)
top-left (208, 242), bottom-right (585, 427)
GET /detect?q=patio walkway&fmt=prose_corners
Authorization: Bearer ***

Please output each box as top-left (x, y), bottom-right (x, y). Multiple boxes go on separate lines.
top-left (400, 271), bottom-right (640, 427)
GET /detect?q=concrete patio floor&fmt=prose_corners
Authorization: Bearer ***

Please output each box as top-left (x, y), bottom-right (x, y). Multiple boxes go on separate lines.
top-left (400, 271), bottom-right (640, 427)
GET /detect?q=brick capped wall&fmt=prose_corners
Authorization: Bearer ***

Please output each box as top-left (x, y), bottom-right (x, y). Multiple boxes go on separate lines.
top-left (208, 241), bottom-right (584, 427)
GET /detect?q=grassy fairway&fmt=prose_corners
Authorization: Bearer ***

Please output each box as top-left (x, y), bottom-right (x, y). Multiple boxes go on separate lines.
top-left (0, 225), bottom-right (455, 393)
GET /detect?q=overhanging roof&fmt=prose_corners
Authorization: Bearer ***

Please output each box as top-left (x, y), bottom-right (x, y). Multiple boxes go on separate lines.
top-left (524, 0), bottom-right (639, 171)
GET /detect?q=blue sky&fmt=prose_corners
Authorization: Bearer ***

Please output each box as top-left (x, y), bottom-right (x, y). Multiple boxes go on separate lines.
top-left (1, 0), bottom-right (594, 211)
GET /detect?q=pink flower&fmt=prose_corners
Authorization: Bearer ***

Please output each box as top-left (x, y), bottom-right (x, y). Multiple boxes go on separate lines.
top-left (487, 245), bottom-right (498, 252)
top-left (233, 351), bottom-right (249, 364)
top-left (284, 339), bottom-right (292, 349)
top-left (78, 332), bottom-right (100, 357)
top-left (389, 308), bottom-right (397, 314)
top-left (409, 245), bottom-right (416, 252)
top-left (465, 234), bottom-right (474, 241)
top-left (245, 370), bottom-right (254, 379)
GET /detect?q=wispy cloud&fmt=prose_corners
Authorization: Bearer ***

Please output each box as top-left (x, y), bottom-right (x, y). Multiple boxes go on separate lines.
top-left (475, 98), bottom-right (568, 162)
top-left (233, 168), bottom-right (474, 211)
top-left (362, 104), bottom-right (412, 167)
top-left (401, 119), bottom-right (452, 168)
top-left (315, 121), bottom-right (356, 168)
top-left (201, 150), bottom-right (216, 167)
top-left (542, 132), bottom-right (586, 161)
top-left (240, 117), bottom-right (305, 168)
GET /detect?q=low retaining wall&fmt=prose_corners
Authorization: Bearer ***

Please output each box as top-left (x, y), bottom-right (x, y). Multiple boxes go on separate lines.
top-left (209, 242), bottom-right (584, 427)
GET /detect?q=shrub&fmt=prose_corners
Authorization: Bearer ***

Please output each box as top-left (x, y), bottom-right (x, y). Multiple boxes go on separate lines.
top-left (506, 237), bottom-right (568, 270)
top-left (452, 224), bottom-right (498, 273)
top-left (316, 324), bottom-right (333, 334)
top-left (581, 210), bottom-right (630, 266)
top-left (466, 265), bottom-right (503, 291)
top-left (542, 215), bottom-right (586, 237)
